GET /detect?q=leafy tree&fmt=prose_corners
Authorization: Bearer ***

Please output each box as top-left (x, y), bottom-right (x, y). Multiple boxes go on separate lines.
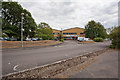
top-left (106, 27), bottom-right (114, 35)
top-left (2, 2), bottom-right (37, 40)
top-left (85, 20), bottom-right (107, 39)
top-left (109, 26), bottom-right (120, 49)
top-left (59, 32), bottom-right (63, 40)
top-left (36, 22), bottom-right (54, 40)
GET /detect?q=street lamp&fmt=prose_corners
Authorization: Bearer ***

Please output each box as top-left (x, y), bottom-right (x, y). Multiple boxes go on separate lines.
top-left (21, 13), bottom-right (24, 48)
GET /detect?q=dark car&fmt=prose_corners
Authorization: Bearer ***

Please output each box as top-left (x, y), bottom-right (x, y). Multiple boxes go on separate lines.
top-left (3, 37), bottom-right (10, 41)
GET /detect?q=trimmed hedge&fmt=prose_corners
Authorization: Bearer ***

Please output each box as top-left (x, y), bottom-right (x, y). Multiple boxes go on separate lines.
top-left (94, 37), bottom-right (103, 42)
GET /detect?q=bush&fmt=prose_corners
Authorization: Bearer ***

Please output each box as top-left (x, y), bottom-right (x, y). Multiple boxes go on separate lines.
top-left (64, 38), bottom-right (67, 40)
top-left (109, 45), bottom-right (115, 49)
top-left (109, 26), bottom-right (120, 49)
top-left (61, 39), bottom-right (64, 42)
top-left (94, 37), bottom-right (103, 42)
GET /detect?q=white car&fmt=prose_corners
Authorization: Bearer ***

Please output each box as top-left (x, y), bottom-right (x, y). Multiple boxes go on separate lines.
top-left (0, 37), bottom-right (4, 41)
top-left (77, 37), bottom-right (91, 41)
top-left (26, 38), bottom-right (32, 41)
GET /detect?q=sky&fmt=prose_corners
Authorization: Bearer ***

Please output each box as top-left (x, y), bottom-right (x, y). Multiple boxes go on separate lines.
top-left (12, 0), bottom-right (119, 30)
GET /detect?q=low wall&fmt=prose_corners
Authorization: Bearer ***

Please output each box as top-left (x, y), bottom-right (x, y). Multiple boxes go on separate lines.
top-left (2, 48), bottom-right (108, 79)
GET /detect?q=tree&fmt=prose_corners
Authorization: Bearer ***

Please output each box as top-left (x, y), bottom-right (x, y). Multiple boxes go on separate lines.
top-left (36, 22), bottom-right (54, 40)
top-left (109, 26), bottom-right (120, 49)
top-left (106, 27), bottom-right (114, 35)
top-left (2, 2), bottom-right (37, 40)
top-left (85, 20), bottom-right (107, 39)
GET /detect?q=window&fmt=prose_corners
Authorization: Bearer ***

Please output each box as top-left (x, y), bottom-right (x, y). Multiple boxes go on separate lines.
top-left (80, 33), bottom-right (84, 35)
top-left (63, 33), bottom-right (68, 35)
top-left (63, 33), bottom-right (77, 35)
top-left (53, 33), bottom-right (59, 35)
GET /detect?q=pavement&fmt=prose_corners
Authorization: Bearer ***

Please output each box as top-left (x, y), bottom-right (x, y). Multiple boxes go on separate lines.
top-left (71, 49), bottom-right (118, 78)
top-left (2, 40), bottom-right (110, 75)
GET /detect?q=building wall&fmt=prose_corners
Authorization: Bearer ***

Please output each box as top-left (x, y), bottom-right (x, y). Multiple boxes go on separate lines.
top-left (53, 27), bottom-right (85, 40)
top-left (52, 29), bottom-right (60, 38)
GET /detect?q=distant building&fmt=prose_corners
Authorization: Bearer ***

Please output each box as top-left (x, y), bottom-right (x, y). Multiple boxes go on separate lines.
top-left (53, 27), bottom-right (85, 40)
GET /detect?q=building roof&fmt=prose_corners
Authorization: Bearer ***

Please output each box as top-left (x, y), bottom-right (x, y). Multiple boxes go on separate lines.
top-left (52, 29), bottom-right (60, 31)
top-left (53, 27), bottom-right (84, 31)
top-left (63, 27), bottom-right (84, 31)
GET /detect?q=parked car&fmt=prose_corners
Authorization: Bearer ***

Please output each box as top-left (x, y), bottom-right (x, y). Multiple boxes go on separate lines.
top-left (77, 37), bottom-right (91, 42)
top-left (26, 38), bottom-right (32, 41)
top-left (32, 38), bottom-right (38, 41)
top-left (0, 37), bottom-right (4, 41)
top-left (3, 37), bottom-right (10, 41)
top-left (54, 39), bottom-right (58, 41)
top-left (84, 38), bottom-right (90, 41)
top-left (11, 37), bottom-right (17, 41)
top-left (77, 37), bottom-right (84, 42)
top-left (104, 38), bottom-right (110, 41)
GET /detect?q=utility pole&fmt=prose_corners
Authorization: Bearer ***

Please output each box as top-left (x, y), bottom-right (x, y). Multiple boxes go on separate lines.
top-left (21, 13), bottom-right (24, 48)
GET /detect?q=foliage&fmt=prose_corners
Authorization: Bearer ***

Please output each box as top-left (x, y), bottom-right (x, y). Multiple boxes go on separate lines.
top-left (64, 38), bottom-right (67, 40)
top-left (2, 2), bottom-right (37, 40)
top-left (93, 37), bottom-right (103, 42)
top-left (59, 32), bottom-right (63, 40)
top-left (36, 22), bottom-right (54, 40)
top-left (85, 20), bottom-right (107, 39)
top-left (61, 39), bottom-right (64, 42)
top-left (109, 26), bottom-right (120, 49)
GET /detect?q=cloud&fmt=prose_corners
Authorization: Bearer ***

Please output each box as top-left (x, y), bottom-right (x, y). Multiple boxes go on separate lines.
top-left (13, 0), bottom-right (119, 30)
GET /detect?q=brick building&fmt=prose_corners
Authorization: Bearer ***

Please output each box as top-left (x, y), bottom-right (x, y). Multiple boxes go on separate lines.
top-left (53, 27), bottom-right (85, 40)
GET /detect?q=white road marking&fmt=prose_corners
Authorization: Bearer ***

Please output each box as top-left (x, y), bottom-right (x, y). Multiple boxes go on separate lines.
top-left (13, 65), bottom-right (19, 71)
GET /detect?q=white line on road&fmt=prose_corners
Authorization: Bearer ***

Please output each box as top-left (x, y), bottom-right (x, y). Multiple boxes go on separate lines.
top-left (13, 65), bottom-right (19, 71)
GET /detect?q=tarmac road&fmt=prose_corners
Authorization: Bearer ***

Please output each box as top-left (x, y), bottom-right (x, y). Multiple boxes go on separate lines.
top-left (2, 40), bottom-right (110, 75)
top-left (71, 49), bottom-right (118, 78)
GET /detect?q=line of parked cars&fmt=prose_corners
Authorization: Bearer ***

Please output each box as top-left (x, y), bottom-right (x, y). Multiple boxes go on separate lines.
top-left (26, 38), bottom-right (42, 41)
top-left (0, 37), bottom-right (42, 41)
top-left (0, 37), bottom-right (10, 41)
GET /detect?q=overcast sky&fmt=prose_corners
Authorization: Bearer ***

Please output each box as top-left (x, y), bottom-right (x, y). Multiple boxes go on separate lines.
top-left (13, 0), bottom-right (119, 30)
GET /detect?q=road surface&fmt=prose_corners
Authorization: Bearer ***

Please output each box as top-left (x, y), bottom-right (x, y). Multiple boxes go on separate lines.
top-left (71, 49), bottom-right (118, 78)
top-left (2, 40), bottom-right (110, 75)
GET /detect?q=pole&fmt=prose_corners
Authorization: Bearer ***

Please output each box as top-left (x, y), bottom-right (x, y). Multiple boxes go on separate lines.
top-left (21, 14), bottom-right (24, 48)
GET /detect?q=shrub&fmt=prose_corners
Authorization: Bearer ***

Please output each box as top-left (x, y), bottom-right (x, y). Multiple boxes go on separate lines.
top-left (64, 38), bottom-right (67, 40)
top-left (61, 39), bottom-right (64, 42)
top-left (59, 39), bottom-right (61, 41)
top-left (109, 45), bottom-right (115, 49)
top-left (109, 26), bottom-right (120, 49)
top-left (59, 39), bottom-right (64, 42)
top-left (94, 37), bottom-right (103, 42)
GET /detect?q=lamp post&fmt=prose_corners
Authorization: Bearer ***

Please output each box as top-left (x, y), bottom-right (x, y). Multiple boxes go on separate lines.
top-left (21, 13), bottom-right (24, 48)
